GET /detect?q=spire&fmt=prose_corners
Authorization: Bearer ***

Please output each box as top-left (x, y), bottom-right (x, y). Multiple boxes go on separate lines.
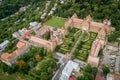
top-left (108, 19), bottom-right (111, 26)
top-left (98, 28), bottom-right (106, 39)
top-left (85, 15), bottom-right (92, 22)
top-left (71, 13), bottom-right (78, 18)
top-left (103, 19), bottom-right (111, 26)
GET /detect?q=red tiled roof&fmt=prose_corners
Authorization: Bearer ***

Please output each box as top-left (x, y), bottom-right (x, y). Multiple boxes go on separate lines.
top-left (20, 30), bottom-right (31, 39)
top-left (1, 41), bottom-right (29, 63)
top-left (115, 74), bottom-right (120, 80)
top-left (1, 53), bottom-right (10, 62)
top-left (95, 73), bottom-right (106, 80)
top-left (16, 41), bottom-right (25, 48)
top-left (69, 76), bottom-right (77, 80)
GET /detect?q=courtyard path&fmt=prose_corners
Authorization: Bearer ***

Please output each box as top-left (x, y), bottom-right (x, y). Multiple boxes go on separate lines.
top-left (69, 31), bottom-right (84, 57)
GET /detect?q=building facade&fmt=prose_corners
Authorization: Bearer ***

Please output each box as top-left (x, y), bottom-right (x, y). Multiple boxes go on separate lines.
top-left (0, 41), bottom-right (30, 66)
top-left (64, 13), bottom-right (115, 67)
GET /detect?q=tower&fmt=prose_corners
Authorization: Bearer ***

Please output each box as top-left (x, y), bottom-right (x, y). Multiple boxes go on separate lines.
top-left (81, 15), bottom-right (92, 31)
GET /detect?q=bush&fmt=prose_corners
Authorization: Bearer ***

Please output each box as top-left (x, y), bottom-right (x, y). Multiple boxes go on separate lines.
top-left (102, 66), bottom-right (110, 76)
top-left (43, 31), bottom-right (51, 40)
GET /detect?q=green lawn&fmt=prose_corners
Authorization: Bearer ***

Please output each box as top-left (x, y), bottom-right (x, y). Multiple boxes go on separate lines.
top-left (45, 16), bottom-right (67, 28)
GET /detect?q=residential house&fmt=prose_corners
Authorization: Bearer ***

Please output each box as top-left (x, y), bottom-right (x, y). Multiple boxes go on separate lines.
top-left (29, 22), bottom-right (41, 31)
top-left (41, 12), bottom-right (47, 19)
top-left (20, 30), bottom-right (31, 40)
top-left (12, 28), bottom-right (31, 40)
top-left (29, 21), bottom-right (38, 28)
top-left (115, 56), bottom-right (120, 75)
top-left (51, 7), bottom-right (56, 11)
top-left (19, 6), bottom-right (28, 12)
top-left (60, 0), bottom-right (64, 4)
top-left (18, 28), bottom-right (28, 35)
top-left (0, 40), bottom-right (9, 54)
top-left (12, 32), bottom-right (20, 39)
top-left (44, 1), bottom-right (51, 12)
top-left (107, 73), bottom-right (114, 80)
top-left (95, 73), bottom-right (106, 80)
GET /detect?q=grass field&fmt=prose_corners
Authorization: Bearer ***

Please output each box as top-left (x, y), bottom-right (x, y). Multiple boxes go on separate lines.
top-left (45, 16), bottom-right (67, 28)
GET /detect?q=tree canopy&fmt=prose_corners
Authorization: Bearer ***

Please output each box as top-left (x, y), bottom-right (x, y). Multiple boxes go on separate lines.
top-left (29, 59), bottom-right (57, 80)
top-left (0, 0), bottom-right (40, 19)
top-left (56, 0), bottom-right (120, 30)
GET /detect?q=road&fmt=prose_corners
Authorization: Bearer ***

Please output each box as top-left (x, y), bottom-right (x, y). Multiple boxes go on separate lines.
top-left (52, 64), bottom-right (66, 80)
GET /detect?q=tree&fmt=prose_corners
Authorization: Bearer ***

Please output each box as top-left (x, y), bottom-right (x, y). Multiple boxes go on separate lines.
top-left (0, 0), bottom-right (42, 19)
top-left (35, 55), bottom-right (42, 62)
top-left (48, 67), bottom-right (53, 74)
top-left (40, 72), bottom-right (48, 80)
top-left (84, 64), bottom-right (92, 73)
top-left (75, 0), bottom-right (81, 3)
top-left (47, 50), bottom-right (53, 58)
top-left (16, 60), bottom-right (26, 68)
top-left (92, 67), bottom-right (98, 79)
top-left (108, 31), bottom-right (120, 42)
top-left (43, 31), bottom-right (51, 40)
top-left (102, 66), bottom-right (110, 76)
top-left (98, 49), bottom-right (103, 58)
top-left (31, 30), bottom-right (36, 35)
top-left (28, 61), bottom-right (35, 68)
top-left (29, 59), bottom-right (57, 80)
top-left (77, 76), bottom-right (84, 80)
top-left (81, 71), bottom-right (93, 80)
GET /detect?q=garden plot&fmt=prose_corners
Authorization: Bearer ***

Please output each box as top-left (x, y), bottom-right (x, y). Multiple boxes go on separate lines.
top-left (56, 27), bottom-right (81, 54)
top-left (73, 31), bottom-right (97, 61)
